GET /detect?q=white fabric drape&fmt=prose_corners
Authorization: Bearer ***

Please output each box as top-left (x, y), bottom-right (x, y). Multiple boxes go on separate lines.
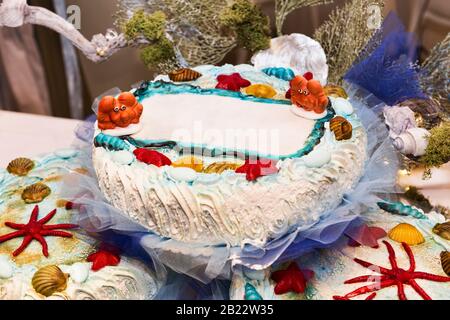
top-left (0, 24), bottom-right (51, 115)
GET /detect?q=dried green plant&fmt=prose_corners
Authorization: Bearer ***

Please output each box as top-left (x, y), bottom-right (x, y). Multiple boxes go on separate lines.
top-left (120, 9), bottom-right (176, 71)
top-left (275, 0), bottom-right (332, 36)
top-left (220, 0), bottom-right (271, 53)
top-left (314, 0), bottom-right (384, 84)
top-left (420, 121), bottom-right (450, 178)
top-left (420, 33), bottom-right (450, 119)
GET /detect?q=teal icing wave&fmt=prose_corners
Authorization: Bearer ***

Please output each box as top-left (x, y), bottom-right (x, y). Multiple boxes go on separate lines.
top-left (134, 80), bottom-right (291, 106)
top-left (94, 133), bottom-right (131, 151)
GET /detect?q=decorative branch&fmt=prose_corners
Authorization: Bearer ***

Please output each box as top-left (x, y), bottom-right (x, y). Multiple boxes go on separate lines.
top-left (420, 33), bottom-right (450, 118)
top-left (275, 0), bottom-right (332, 36)
top-left (0, 0), bottom-right (138, 63)
top-left (125, 0), bottom-right (239, 67)
top-left (314, 0), bottom-right (384, 84)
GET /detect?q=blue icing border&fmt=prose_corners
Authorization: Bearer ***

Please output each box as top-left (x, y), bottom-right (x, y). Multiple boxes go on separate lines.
top-left (97, 80), bottom-right (335, 160)
top-left (134, 80), bottom-right (292, 106)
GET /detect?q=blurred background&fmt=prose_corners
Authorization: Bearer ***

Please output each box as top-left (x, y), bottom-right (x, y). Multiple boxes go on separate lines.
top-left (0, 0), bottom-right (449, 119)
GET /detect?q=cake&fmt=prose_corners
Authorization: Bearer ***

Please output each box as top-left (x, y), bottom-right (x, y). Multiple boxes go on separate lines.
top-left (0, 151), bottom-right (161, 300)
top-left (230, 207), bottom-right (450, 300)
top-left (92, 64), bottom-right (367, 246)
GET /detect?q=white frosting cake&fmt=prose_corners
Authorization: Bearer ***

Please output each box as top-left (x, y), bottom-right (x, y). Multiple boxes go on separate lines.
top-left (92, 64), bottom-right (367, 247)
top-left (0, 151), bottom-right (161, 300)
top-left (230, 209), bottom-right (450, 300)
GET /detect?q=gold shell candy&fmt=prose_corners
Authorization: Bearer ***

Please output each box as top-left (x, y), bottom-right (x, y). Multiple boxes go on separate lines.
top-left (324, 84), bottom-right (348, 99)
top-left (21, 183), bottom-right (51, 204)
top-left (432, 222), bottom-right (450, 240)
top-left (32, 265), bottom-right (69, 297)
top-left (440, 251), bottom-right (450, 276)
top-left (330, 116), bottom-right (353, 141)
top-left (244, 84), bottom-right (277, 99)
top-left (172, 156), bottom-right (204, 172)
top-left (169, 68), bottom-right (202, 82)
top-left (204, 162), bottom-right (243, 174)
top-left (388, 223), bottom-right (425, 246)
top-left (6, 157), bottom-right (34, 176)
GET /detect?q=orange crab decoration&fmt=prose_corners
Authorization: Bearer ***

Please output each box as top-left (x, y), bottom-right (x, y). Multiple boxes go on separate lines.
top-left (289, 74), bottom-right (329, 114)
top-left (97, 92), bottom-right (143, 130)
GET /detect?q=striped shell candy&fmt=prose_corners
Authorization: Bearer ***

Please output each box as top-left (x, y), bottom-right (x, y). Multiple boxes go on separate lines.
top-left (330, 116), bottom-right (353, 141)
top-left (432, 222), bottom-right (450, 240)
top-left (172, 156), bottom-right (204, 172)
top-left (168, 68), bottom-right (202, 82)
top-left (324, 84), bottom-right (348, 99)
top-left (32, 265), bottom-right (69, 297)
top-left (245, 283), bottom-right (263, 300)
top-left (204, 162), bottom-right (243, 174)
top-left (261, 67), bottom-right (295, 81)
top-left (6, 157), bottom-right (34, 176)
top-left (440, 251), bottom-right (450, 276)
top-left (388, 223), bottom-right (425, 246)
top-left (244, 84), bottom-right (277, 99)
top-left (21, 183), bottom-right (51, 204)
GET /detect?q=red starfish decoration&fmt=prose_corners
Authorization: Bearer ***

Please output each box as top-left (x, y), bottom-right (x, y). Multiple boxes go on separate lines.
top-left (87, 244), bottom-right (121, 271)
top-left (346, 224), bottom-right (387, 248)
top-left (333, 241), bottom-right (450, 300)
top-left (0, 205), bottom-right (78, 257)
top-left (271, 262), bottom-right (314, 295)
top-left (235, 159), bottom-right (279, 181)
top-left (134, 148), bottom-right (172, 167)
top-left (216, 73), bottom-right (251, 92)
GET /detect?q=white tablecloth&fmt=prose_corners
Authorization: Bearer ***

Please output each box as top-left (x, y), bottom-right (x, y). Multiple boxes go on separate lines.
top-left (0, 110), bottom-right (448, 208)
top-left (0, 110), bottom-right (82, 168)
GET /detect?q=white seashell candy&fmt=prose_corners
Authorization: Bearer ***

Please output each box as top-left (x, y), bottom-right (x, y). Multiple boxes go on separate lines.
top-left (194, 174), bottom-right (221, 186)
top-left (0, 256), bottom-right (14, 279)
top-left (168, 167), bottom-right (197, 183)
top-left (383, 106), bottom-right (417, 138)
top-left (393, 128), bottom-right (430, 157)
top-left (54, 149), bottom-right (77, 159)
top-left (330, 97), bottom-right (354, 116)
top-left (68, 262), bottom-right (90, 284)
top-left (251, 33), bottom-right (329, 85)
top-left (303, 146), bottom-right (332, 168)
top-left (112, 150), bottom-right (134, 165)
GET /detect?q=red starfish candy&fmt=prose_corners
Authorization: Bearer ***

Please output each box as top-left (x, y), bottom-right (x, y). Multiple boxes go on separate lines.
top-left (346, 224), bottom-right (387, 248)
top-left (235, 159), bottom-right (278, 181)
top-left (333, 240), bottom-right (450, 300)
top-left (0, 205), bottom-right (78, 257)
top-left (216, 73), bottom-right (251, 92)
top-left (271, 262), bottom-right (314, 295)
top-left (133, 148), bottom-right (172, 167)
top-left (87, 244), bottom-right (121, 271)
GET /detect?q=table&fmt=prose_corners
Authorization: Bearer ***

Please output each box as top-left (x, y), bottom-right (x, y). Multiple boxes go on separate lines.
top-left (0, 110), bottom-right (448, 208)
top-left (0, 110), bottom-right (82, 168)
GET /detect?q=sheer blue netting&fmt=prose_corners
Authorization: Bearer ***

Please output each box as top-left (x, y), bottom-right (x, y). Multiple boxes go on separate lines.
top-left (344, 12), bottom-right (427, 106)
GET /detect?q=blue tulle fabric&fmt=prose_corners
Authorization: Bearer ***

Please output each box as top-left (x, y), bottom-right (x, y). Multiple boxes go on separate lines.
top-left (344, 12), bottom-right (427, 105)
top-left (61, 83), bottom-right (400, 289)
